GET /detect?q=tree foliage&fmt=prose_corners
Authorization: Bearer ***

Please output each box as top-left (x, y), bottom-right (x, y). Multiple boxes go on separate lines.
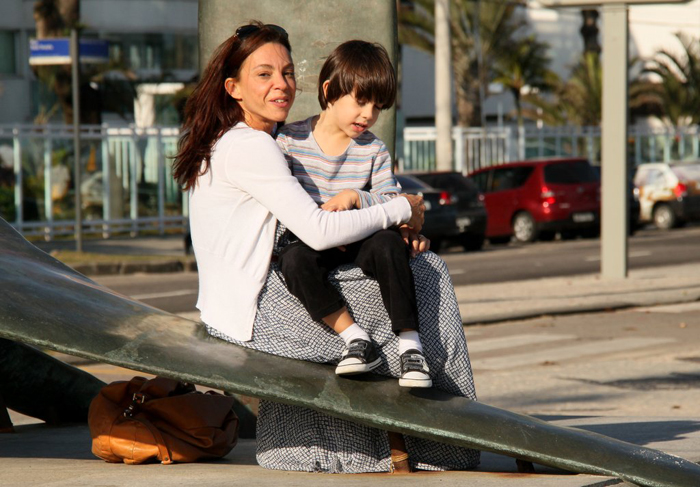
top-left (33, 0), bottom-right (103, 124)
top-left (633, 33), bottom-right (700, 126)
top-left (492, 34), bottom-right (559, 128)
top-left (399, 0), bottom-right (529, 127)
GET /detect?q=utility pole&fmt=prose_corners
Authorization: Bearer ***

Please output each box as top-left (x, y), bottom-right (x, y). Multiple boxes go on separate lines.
top-left (71, 28), bottom-right (82, 252)
top-left (539, 0), bottom-right (691, 279)
top-left (435, 0), bottom-right (453, 171)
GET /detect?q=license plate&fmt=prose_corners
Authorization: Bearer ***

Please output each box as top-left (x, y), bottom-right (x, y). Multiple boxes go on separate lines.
top-left (457, 217), bottom-right (472, 230)
top-left (573, 212), bottom-right (594, 223)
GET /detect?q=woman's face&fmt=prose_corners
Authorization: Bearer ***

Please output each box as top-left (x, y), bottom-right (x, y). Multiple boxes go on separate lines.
top-left (226, 42), bottom-right (296, 134)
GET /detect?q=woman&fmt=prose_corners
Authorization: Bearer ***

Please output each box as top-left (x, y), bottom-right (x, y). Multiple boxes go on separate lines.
top-left (173, 22), bottom-right (479, 473)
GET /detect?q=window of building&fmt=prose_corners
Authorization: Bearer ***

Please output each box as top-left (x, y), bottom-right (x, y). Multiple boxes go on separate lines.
top-left (0, 31), bottom-right (17, 75)
top-left (105, 33), bottom-right (198, 73)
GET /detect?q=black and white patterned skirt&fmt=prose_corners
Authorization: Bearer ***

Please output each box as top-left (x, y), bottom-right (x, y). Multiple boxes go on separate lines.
top-left (206, 227), bottom-right (480, 473)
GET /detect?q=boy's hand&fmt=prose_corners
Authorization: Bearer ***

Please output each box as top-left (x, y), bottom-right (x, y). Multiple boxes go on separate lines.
top-left (401, 194), bottom-right (424, 233)
top-left (399, 224), bottom-right (430, 257)
top-left (322, 189), bottom-right (359, 212)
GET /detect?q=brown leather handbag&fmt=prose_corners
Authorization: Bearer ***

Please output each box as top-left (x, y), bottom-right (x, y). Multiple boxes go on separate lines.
top-left (88, 376), bottom-right (239, 464)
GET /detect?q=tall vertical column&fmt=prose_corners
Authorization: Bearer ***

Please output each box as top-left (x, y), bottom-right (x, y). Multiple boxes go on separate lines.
top-left (71, 28), bottom-right (83, 252)
top-left (435, 0), bottom-right (453, 171)
top-left (600, 4), bottom-right (628, 278)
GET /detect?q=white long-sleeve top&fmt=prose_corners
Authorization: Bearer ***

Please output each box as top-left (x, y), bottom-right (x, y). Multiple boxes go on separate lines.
top-left (189, 123), bottom-right (411, 341)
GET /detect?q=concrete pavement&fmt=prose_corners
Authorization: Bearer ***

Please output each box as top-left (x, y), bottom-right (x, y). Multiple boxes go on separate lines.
top-left (3, 234), bottom-right (698, 485)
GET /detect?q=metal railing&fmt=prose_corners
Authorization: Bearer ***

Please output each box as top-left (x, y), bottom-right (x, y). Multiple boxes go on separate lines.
top-left (2, 122), bottom-right (699, 240)
top-left (400, 124), bottom-right (700, 172)
top-left (0, 124), bottom-right (187, 240)
top-left (400, 126), bottom-right (513, 173)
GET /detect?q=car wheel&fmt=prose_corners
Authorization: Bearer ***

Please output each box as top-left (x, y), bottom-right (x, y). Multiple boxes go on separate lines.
top-left (512, 212), bottom-right (538, 243)
top-left (653, 204), bottom-right (676, 230)
top-left (461, 234), bottom-right (485, 252)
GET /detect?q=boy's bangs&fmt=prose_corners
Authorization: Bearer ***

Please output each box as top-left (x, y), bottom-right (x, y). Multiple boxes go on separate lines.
top-left (350, 71), bottom-right (396, 109)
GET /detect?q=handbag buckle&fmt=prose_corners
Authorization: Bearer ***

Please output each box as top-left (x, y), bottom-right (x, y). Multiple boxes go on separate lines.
top-left (123, 393), bottom-right (147, 417)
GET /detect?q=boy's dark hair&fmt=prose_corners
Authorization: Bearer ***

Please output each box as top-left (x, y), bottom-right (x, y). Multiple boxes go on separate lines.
top-left (318, 40), bottom-right (396, 110)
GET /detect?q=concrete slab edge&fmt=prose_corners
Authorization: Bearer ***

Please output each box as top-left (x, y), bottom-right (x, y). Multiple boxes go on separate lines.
top-left (462, 292), bottom-right (700, 326)
top-left (72, 259), bottom-right (198, 275)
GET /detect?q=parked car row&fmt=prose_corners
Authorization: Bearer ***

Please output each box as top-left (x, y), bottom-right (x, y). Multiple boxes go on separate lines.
top-left (400, 158), bottom-right (700, 253)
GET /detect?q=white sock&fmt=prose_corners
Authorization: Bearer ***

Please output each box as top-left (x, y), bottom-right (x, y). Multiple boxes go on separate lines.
top-left (398, 330), bottom-right (423, 355)
top-left (339, 323), bottom-right (370, 346)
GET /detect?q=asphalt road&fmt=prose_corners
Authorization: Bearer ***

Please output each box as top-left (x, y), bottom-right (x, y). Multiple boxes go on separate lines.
top-left (92, 224), bottom-right (700, 314)
top-left (442, 224), bottom-right (700, 286)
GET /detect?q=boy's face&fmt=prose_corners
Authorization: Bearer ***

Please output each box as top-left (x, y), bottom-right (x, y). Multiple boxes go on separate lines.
top-left (326, 89), bottom-right (382, 139)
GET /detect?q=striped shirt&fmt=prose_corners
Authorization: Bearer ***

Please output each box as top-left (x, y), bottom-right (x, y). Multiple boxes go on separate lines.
top-left (276, 117), bottom-right (400, 208)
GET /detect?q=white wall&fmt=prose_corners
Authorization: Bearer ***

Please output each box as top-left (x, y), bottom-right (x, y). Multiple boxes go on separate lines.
top-left (628, 0), bottom-right (700, 61)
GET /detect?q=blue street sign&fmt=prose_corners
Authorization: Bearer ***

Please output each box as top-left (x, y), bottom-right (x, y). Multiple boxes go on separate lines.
top-left (29, 38), bottom-right (109, 65)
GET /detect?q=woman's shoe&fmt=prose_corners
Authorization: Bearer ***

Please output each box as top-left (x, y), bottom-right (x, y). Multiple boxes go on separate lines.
top-left (336, 339), bottom-right (381, 375)
top-left (399, 349), bottom-right (432, 388)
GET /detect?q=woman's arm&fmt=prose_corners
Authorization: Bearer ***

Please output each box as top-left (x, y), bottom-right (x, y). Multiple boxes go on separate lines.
top-left (226, 130), bottom-right (421, 251)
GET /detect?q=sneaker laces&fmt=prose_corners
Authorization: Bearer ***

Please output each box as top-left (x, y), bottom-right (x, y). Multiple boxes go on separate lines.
top-left (401, 352), bottom-right (428, 373)
top-left (343, 340), bottom-right (368, 359)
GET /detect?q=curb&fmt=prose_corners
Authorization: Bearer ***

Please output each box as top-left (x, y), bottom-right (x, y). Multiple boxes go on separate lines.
top-left (461, 288), bottom-right (700, 326)
top-left (71, 259), bottom-right (198, 276)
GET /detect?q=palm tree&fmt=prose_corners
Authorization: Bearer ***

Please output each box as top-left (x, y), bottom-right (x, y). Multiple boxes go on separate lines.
top-left (559, 52), bottom-right (603, 126)
top-left (399, 0), bottom-right (527, 127)
top-left (33, 0), bottom-right (95, 124)
top-left (525, 52), bottom-right (602, 127)
top-left (492, 34), bottom-right (559, 128)
top-left (634, 33), bottom-right (700, 126)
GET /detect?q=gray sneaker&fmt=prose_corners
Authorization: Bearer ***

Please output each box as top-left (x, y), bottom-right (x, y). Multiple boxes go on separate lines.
top-left (336, 339), bottom-right (381, 375)
top-left (399, 349), bottom-right (432, 388)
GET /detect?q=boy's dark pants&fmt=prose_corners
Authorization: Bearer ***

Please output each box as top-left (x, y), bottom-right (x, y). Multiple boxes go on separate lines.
top-left (277, 228), bottom-right (420, 333)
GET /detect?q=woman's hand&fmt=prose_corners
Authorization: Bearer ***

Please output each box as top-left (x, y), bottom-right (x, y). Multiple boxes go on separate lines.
top-left (401, 194), bottom-right (424, 233)
top-left (321, 189), bottom-right (359, 212)
top-left (399, 224), bottom-right (430, 257)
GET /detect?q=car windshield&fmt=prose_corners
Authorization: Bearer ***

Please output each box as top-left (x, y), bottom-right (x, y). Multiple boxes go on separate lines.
top-left (431, 173), bottom-right (475, 191)
top-left (671, 164), bottom-right (700, 182)
top-left (544, 161), bottom-right (597, 184)
top-left (396, 175), bottom-right (431, 190)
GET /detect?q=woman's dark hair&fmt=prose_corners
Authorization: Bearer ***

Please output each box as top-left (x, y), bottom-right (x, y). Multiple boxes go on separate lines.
top-left (173, 21), bottom-right (292, 191)
top-left (318, 40), bottom-right (396, 111)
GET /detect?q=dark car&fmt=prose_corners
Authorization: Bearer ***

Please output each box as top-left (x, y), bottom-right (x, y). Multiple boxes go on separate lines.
top-left (395, 174), bottom-right (460, 253)
top-left (468, 158), bottom-right (601, 243)
top-left (590, 165), bottom-right (641, 235)
top-left (409, 171), bottom-right (488, 251)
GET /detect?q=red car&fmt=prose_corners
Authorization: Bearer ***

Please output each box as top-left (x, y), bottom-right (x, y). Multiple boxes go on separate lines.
top-left (468, 158), bottom-right (600, 243)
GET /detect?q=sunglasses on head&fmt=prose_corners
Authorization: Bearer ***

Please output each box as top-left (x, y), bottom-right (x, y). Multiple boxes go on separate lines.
top-left (235, 24), bottom-right (288, 40)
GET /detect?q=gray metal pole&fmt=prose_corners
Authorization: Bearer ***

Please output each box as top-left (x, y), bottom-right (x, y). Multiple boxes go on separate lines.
top-left (435, 0), bottom-right (453, 171)
top-left (71, 29), bottom-right (82, 252)
top-left (600, 4), bottom-right (628, 278)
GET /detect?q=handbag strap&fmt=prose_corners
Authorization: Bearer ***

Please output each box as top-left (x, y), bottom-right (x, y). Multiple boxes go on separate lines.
top-left (124, 392), bottom-right (173, 464)
top-left (130, 415), bottom-right (174, 464)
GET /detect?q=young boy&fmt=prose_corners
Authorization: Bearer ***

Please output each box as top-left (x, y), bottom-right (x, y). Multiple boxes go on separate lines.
top-left (276, 40), bottom-right (431, 388)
